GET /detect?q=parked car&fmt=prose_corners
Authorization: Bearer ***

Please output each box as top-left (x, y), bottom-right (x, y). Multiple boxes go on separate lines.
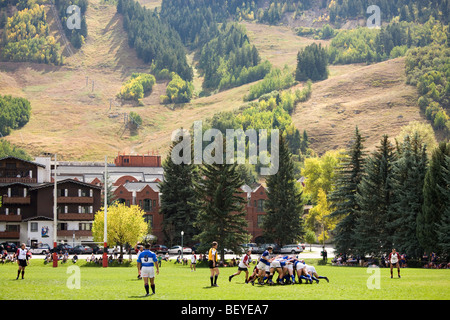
top-left (151, 244), bottom-right (168, 254)
top-left (280, 244), bottom-right (303, 254)
top-left (52, 244), bottom-right (74, 254)
top-left (30, 243), bottom-right (51, 255)
top-left (168, 245), bottom-right (192, 255)
top-left (73, 245), bottom-right (93, 254)
top-left (259, 243), bottom-right (281, 254)
top-left (240, 243), bottom-right (261, 254)
top-left (1, 242), bottom-right (17, 252)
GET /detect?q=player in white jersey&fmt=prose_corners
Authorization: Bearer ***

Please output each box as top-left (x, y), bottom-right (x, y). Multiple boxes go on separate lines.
top-left (15, 243), bottom-right (29, 280)
top-left (229, 249), bottom-right (252, 283)
top-left (190, 251), bottom-right (197, 272)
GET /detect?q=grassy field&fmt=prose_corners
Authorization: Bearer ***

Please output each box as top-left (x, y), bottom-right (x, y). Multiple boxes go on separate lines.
top-left (1, 259), bottom-right (448, 300)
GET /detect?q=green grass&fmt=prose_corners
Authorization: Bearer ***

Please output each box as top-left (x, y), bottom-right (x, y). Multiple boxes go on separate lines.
top-left (1, 258), bottom-right (449, 300)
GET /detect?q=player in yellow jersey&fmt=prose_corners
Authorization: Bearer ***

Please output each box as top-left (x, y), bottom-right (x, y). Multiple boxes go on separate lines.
top-left (208, 241), bottom-right (219, 287)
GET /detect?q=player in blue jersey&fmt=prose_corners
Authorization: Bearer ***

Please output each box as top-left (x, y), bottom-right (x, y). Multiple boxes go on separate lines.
top-left (137, 243), bottom-right (159, 296)
top-left (252, 246), bottom-right (273, 285)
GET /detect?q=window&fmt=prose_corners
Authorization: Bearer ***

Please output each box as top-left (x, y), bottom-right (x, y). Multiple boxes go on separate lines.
top-left (257, 199), bottom-right (265, 212)
top-left (6, 225), bottom-right (19, 232)
top-left (79, 223), bottom-right (92, 231)
top-left (30, 222), bottom-right (38, 232)
top-left (79, 206), bottom-right (90, 213)
top-left (143, 199), bottom-right (152, 212)
top-left (58, 223), bottom-right (68, 231)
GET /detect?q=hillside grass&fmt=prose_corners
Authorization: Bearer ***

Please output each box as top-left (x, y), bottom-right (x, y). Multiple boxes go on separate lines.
top-left (0, 258), bottom-right (448, 300)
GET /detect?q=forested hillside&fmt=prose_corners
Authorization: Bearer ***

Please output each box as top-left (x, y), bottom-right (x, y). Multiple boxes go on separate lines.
top-left (0, 0), bottom-right (447, 161)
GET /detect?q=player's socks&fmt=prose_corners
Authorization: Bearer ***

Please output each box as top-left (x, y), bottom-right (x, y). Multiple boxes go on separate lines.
top-left (214, 275), bottom-right (218, 285)
top-left (318, 276), bottom-right (329, 282)
top-left (16, 270), bottom-right (20, 279)
top-left (210, 276), bottom-right (214, 286)
top-left (21, 270), bottom-right (24, 279)
top-left (144, 284), bottom-right (149, 295)
top-left (151, 284), bottom-right (155, 294)
top-left (291, 275), bottom-right (295, 284)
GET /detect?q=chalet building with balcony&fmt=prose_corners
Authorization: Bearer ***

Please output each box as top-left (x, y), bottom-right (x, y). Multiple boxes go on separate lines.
top-left (0, 156), bottom-right (101, 248)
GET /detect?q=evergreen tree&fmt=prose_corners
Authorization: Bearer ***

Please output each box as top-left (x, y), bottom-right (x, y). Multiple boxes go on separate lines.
top-left (437, 154), bottom-right (450, 255)
top-left (328, 126), bottom-right (366, 254)
top-left (389, 134), bottom-right (428, 258)
top-left (417, 141), bottom-right (450, 253)
top-left (193, 160), bottom-right (249, 261)
top-left (263, 134), bottom-right (305, 246)
top-left (354, 135), bottom-right (396, 256)
top-left (296, 43), bottom-right (328, 82)
top-left (159, 139), bottom-right (199, 247)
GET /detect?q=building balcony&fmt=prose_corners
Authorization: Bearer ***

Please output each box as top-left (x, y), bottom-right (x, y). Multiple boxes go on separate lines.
top-left (57, 230), bottom-right (92, 237)
top-left (58, 213), bottom-right (94, 221)
top-left (0, 214), bottom-right (22, 222)
top-left (0, 177), bottom-right (36, 183)
top-left (57, 196), bottom-right (94, 204)
top-left (2, 196), bottom-right (31, 205)
top-left (0, 231), bottom-right (20, 239)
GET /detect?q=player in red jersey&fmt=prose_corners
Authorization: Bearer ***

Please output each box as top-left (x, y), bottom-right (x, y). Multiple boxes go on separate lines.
top-left (388, 248), bottom-right (401, 278)
top-left (229, 249), bottom-right (252, 283)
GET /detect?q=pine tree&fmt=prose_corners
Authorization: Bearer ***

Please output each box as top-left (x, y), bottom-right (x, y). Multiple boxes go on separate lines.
top-left (354, 135), bottom-right (396, 256)
top-left (159, 139), bottom-right (199, 247)
top-left (437, 154), bottom-right (450, 255)
top-left (328, 126), bottom-right (366, 254)
top-left (389, 134), bottom-right (428, 258)
top-left (193, 161), bottom-right (249, 261)
top-left (418, 141), bottom-right (450, 253)
top-left (263, 134), bottom-right (304, 246)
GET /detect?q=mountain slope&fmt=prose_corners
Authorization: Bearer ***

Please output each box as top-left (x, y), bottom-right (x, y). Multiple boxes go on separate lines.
top-left (292, 57), bottom-right (423, 155)
top-left (0, 0), bottom-right (430, 161)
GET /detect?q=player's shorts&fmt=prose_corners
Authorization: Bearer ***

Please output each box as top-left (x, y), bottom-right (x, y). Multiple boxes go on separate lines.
top-left (237, 266), bottom-right (248, 271)
top-left (18, 259), bottom-right (27, 267)
top-left (285, 263), bottom-right (293, 271)
top-left (296, 263), bottom-right (305, 271)
top-left (256, 261), bottom-right (267, 270)
top-left (140, 266), bottom-right (155, 278)
top-left (208, 260), bottom-right (217, 269)
top-left (306, 266), bottom-right (316, 273)
top-left (270, 260), bottom-right (281, 269)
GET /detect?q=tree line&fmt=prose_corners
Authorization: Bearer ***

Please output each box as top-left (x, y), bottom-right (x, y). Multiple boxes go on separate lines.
top-left (0, 0), bottom-right (62, 64)
top-left (406, 43), bottom-right (449, 135)
top-left (117, 0), bottom-right (193, 81)
top-left (327, 126), bottom-right (450, 260)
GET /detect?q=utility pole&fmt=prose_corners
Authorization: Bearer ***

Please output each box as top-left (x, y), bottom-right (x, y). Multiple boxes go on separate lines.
top-left (53, 153), bottom-right (58, 268)
top-left (103, 156), bottom-right (108, 268)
